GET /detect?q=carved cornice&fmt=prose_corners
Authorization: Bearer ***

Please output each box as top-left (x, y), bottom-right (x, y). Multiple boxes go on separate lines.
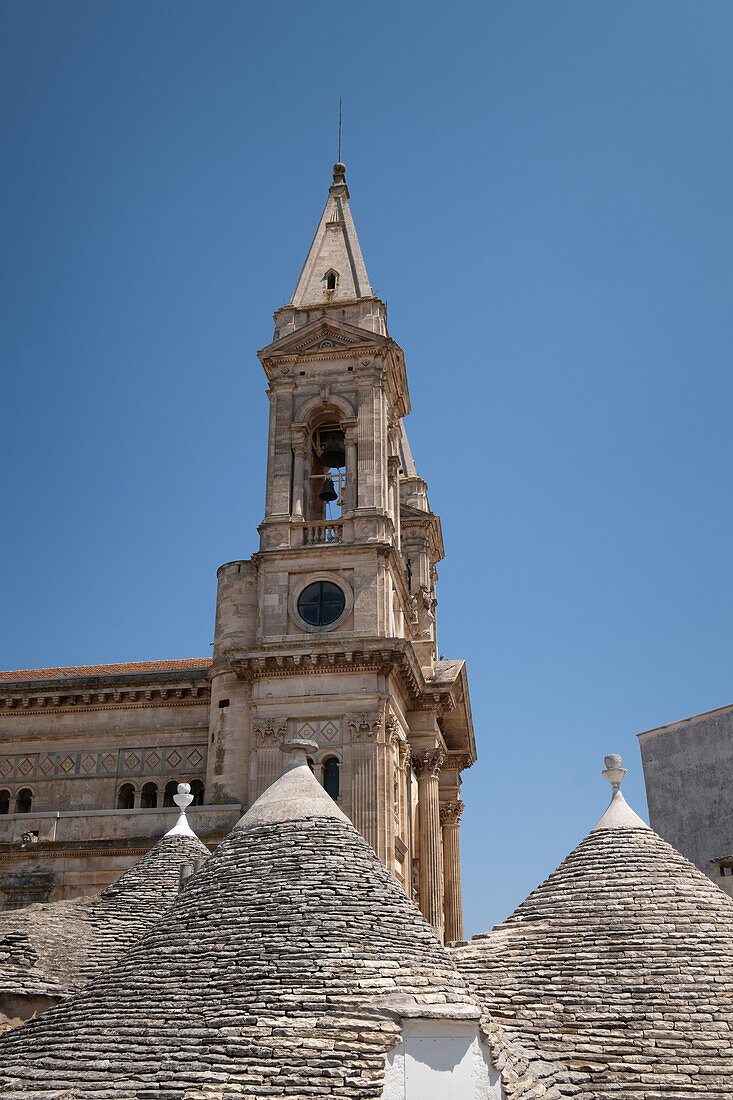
top-left (0, 678), bottom-right (209, 716)
top-left (444, 752), bottom-right (474, 773)
top-left (347, 711), bottom-right (384, 742)
top-left (252, 717), bottom-right (288, 746)
top-left (411, 749), bottom-right (445, 779)
top-left (439, 799), bottom-right (464, 827)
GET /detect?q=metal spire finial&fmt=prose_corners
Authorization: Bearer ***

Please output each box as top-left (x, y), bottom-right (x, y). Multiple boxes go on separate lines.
top-left (338, 95), bottom-right (342, 164)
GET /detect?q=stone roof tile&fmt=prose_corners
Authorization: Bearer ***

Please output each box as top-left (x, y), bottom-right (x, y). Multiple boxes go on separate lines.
top-left (0, 832), bottom-right (210, 1024)
top-left (453, 759), bottom-right (733, 1100)
top-left (0, 751), bottom-right (471, 1097)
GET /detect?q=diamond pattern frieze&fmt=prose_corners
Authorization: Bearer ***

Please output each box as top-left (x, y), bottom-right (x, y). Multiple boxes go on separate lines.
top-left (123, 752), bottom-right (141, 773)
top-left (39, 756), bottom-right (55, 776)
top-left (187, 749), bottom-right (204, 769)
top-left (59, 755), bottom-right (77, 775)
top-left (80, 754), bottom-right (97, 774)
top-left (145, 751), bottom-right (162, 771)
top-left (17, 757), bottom-right (36, 778)
top-left (100, 753), bottom-right (117, 773)
top-left (0, 758), bottom-right (13, 779)
top-left (167, 750), bottom-right (182, 769)
top-left (321, 721), bottom-right (340, 743)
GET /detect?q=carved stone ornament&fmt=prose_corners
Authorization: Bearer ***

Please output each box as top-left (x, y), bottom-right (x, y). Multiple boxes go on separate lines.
top-left (439, 799), bottom-right (465, 827)
top-left (348, 712), bottom-right (384, 742)
top-left (444, 752), bottom-right (474, 773)
top-left (252, 717), bottom-right (288, 746)
top-left (385, 714), bottom-right (402, 744)
top-left (411, 748), bottom-right (445, 779)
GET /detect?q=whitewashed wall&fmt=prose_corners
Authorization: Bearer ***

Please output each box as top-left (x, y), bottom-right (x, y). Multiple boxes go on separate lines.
top-left (382, 1017), bottom-right (504, 1099)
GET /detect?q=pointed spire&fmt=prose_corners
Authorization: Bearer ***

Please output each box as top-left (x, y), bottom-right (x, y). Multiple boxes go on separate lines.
top-left (290, 163), bottom-right (373, 308)
top-left (164, 781), bottom-right (198, 838)
top-left (237, 737), bottom-right (350, 831)
top-left (592, 754), bottom-right (650, 831)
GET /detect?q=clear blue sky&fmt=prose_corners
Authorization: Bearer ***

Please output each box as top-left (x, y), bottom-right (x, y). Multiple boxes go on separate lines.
top-left (2, 2), bottom-right (732, 934)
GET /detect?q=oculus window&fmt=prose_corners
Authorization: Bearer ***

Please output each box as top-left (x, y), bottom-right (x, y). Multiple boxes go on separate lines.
top-left (297, 580), bottom-right (345, 627)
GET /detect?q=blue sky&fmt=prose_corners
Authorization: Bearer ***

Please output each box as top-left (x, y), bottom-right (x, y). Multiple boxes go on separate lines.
top-left (2, 2), bottom-right (733, 933)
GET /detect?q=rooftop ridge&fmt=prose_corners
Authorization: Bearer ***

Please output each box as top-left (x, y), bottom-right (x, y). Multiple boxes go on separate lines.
top-left (0, 658), bottom-right (212, 682)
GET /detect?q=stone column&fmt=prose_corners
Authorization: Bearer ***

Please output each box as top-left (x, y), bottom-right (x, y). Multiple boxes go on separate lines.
top-left (349, 711), bottom-right (388, 860)
top-left (412, 748), bottom-right (445, 940)
top-left (291, 425), bottom-right (307, 519)
top-left (388, 454), bottom-right (401, 549)
top-left (440, 799), bottom-right (464, 943)
top-left (344, 421), bottom-right (358, 513)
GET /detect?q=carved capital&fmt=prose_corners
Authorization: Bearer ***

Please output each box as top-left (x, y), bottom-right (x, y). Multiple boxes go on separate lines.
top-left (439, 799), bottom-right (464, 827)
top-left (348, 711), bottom-right (384, 742)
top-left (252, 717), bottom-right (288, 746)
top-left (411, 748), bottom-right (445, 779)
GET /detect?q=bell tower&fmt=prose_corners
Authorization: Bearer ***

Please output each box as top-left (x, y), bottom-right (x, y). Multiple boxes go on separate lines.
top-left (206, 163), bottom-right (476, 942)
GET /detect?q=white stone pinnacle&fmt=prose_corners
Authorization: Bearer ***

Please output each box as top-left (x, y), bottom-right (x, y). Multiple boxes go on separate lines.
top-left (592, 753), bottom-right (650, 832)
top-left (165, 781), bottom-right (198, 838)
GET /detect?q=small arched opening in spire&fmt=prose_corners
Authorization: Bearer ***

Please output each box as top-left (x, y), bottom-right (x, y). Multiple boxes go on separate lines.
top-left (323, 268), bottom-right (339, 292)
top-left (323, 757), bottom-right (340, 801)
top-left (117, 783), bottom-right (135, 810)
top-left (141, 782), bottom-right (158, 809)
top-left (15, 789), bottom-right (32, 814)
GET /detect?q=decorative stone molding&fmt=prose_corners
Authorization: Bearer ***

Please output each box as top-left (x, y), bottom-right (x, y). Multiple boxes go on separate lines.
top-left (411, 749), bottom-right (445, 779)
top-left (348, 712), bottom-right (384, 742)
top-left (0, 680), bottom-right (209, 715)
top-left (0, 746), bottom-right (206, 782)
top-left (444, 752), bottom-right (474, 772)
top-left (439, 799), bottom-right (465, 827)
top-left (252, 718), bottom-right (288, 747)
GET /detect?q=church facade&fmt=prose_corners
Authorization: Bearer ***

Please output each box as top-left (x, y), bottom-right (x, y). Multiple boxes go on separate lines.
top-left (0, 163), bottom-right (476, 942)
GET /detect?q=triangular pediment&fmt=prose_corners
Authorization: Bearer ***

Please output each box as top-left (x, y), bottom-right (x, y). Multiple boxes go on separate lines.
top-left (259, 318), bottom-right (390, 360)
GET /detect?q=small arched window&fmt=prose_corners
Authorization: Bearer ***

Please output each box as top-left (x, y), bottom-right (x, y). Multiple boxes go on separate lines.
top-left (117, 783), bottom-right (135, 810)
top-left (0, 790), bottom-right (9, 815)
top-left (140, 782), bottom-right (158, 809)
top-left (163, 780), bottom-right (178, 807)
top-left (323, 757), bottom-right (340, 801)
top-left (324, 269), bottom-right (337, 291)
top-left (15, 789), bottom-right (32, 814)
top-left (190, 779), bottom-right (205, 806)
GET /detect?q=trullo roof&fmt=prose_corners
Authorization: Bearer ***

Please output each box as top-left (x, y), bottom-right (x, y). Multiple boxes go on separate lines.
top-left (453, 755), bottom-right (733, 1100)
top-left (0, 742), bottom-right (470, 1098)
top-left (0, 831), bottom-right (210, 1021)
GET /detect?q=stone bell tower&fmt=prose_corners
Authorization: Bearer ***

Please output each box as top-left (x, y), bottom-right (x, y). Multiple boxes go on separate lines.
top-left (206, 163), bottom-right (476, 942)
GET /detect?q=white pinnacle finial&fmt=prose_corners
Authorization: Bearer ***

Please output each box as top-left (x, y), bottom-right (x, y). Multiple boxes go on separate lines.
top-left (592, 753), bottom-right (650, 832)
top-left (602, 754), bottom-right (627, 791)
top-left (165, 782), bottom-right (197, 838)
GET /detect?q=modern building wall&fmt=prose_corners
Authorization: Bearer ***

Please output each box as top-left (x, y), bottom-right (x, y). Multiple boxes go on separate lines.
top-left (638, 703), bottom-right (733, 882)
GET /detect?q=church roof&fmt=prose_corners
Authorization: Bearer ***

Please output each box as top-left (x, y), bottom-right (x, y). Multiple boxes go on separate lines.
top-left (0, 832), bottom-right (209, 1018)
top-left (0, 740), bottom-right (472, 1097)
top-left (452, 755), bottom-right (733, 1100)
top-left (290, 162), bottom-right (373, 307)
top-left (0, 658), bottom-right (212, 683)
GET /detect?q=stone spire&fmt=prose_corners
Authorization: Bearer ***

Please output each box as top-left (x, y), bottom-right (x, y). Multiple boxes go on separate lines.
top-left (290, 162), bottom-right (373, 307)
top-left (592, 752), bottom-right (650, 831)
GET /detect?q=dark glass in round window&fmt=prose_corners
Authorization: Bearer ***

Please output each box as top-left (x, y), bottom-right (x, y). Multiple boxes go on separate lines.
top-left (297, 580), bottom-right (346, 626)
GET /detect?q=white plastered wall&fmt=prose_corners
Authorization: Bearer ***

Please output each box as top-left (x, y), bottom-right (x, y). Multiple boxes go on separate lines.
top-left (382, 1017), bottom-right (504, 1100)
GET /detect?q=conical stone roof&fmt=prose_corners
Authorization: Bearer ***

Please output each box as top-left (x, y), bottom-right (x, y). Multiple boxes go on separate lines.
top-left (0, 744), bottom-right (471, 1098)
top-left (453, 756), bottom-right (733, 1100)
top-left (0, 831), bottom-right (210, 1023)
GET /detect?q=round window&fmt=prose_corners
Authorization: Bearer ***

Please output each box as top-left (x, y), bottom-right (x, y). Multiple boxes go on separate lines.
top-left (297, 580), bottom-right (346, 627)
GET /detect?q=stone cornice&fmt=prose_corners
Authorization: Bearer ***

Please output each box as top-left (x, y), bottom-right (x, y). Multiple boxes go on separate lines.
top-left (0, 675), bottom-right (210, 715)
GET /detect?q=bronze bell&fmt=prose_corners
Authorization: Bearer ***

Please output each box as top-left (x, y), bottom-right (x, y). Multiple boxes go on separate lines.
top-left (318, 431), bottom-right (346, 469)
top-left (319, 477), bottom-right (338, 503)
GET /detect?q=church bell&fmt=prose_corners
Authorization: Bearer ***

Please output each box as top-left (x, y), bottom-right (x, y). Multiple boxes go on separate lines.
top-left (318, 430), bottom-right (346, 469)
top-left (318, 477), bottom-right (338, 503)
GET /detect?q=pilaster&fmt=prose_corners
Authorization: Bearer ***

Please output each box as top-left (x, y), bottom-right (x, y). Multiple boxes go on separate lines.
top-left (440, 798), bottom-right (465, 943)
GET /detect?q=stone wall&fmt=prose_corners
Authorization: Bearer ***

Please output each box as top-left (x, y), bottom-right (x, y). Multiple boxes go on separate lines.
top-left (639, 704), bottom-right (733, 881)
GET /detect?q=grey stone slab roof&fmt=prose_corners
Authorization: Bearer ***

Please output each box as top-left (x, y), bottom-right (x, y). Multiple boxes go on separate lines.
top-left (0, 833), bottom-right (210, 1013)
top-left (453, 823), bottom-right (733, 1100)
top-left (0, 760), bottom-right (472, 1098)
